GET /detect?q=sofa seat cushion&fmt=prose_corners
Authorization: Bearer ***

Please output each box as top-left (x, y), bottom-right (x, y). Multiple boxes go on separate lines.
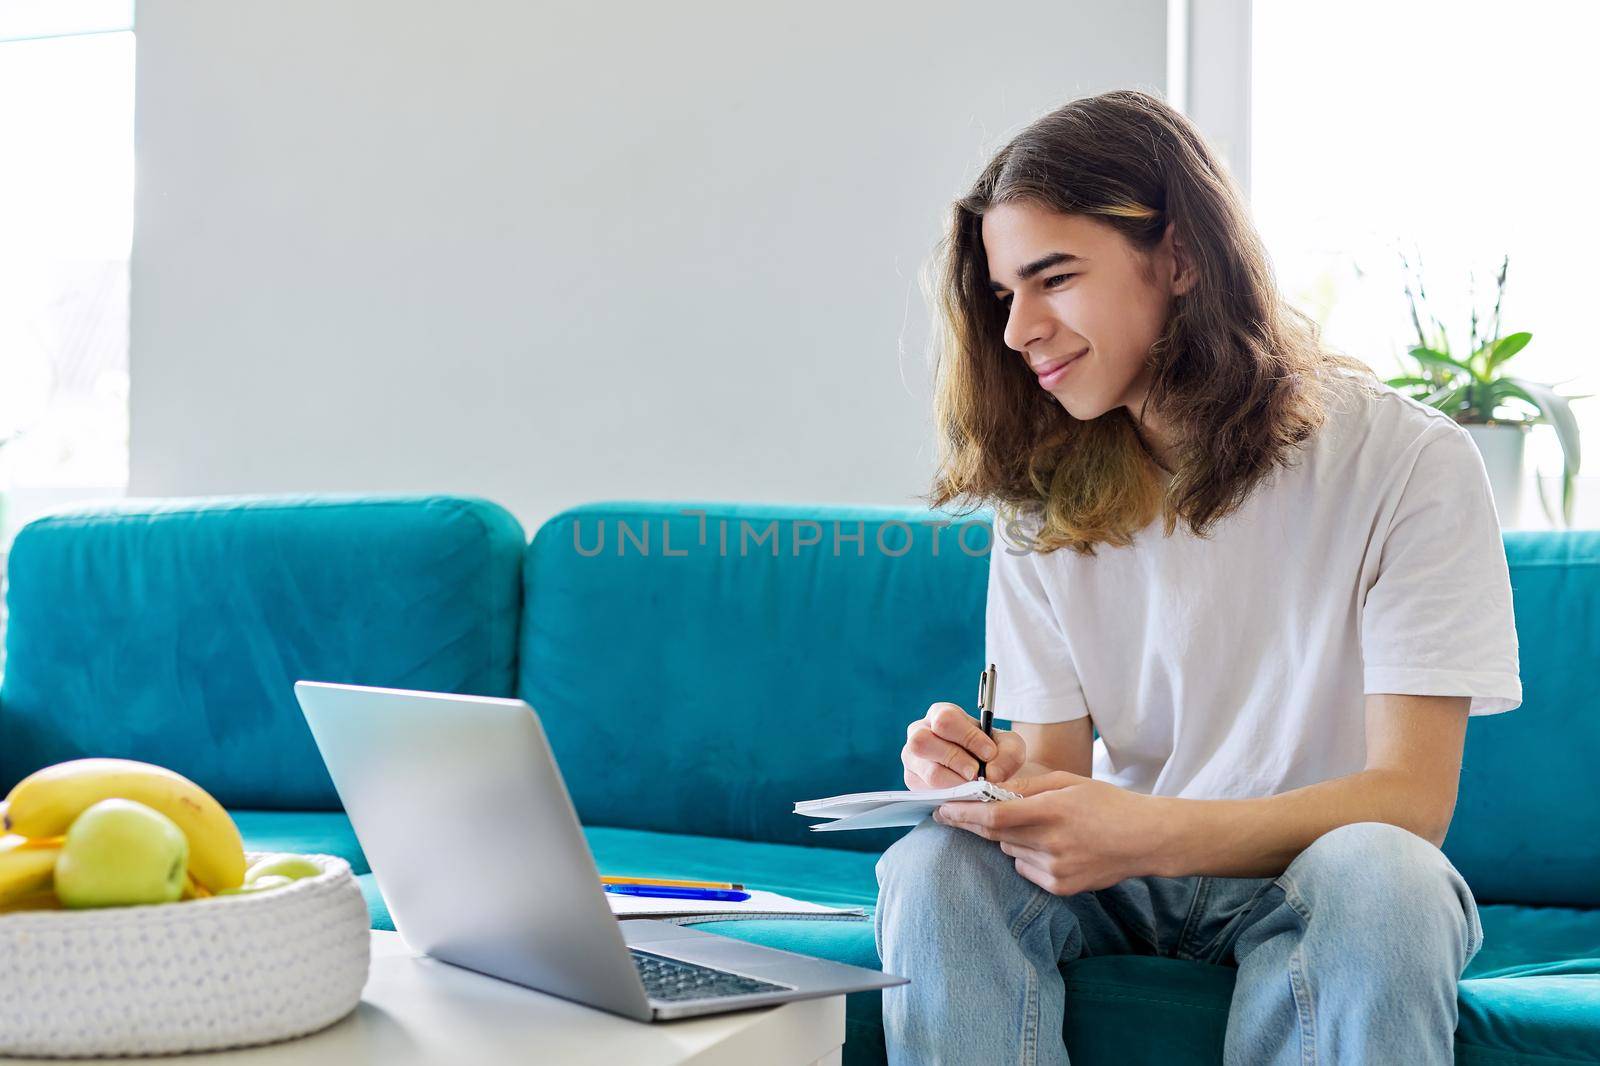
top-left (247, 816), bottom-right (1600, 1066)
top-left (357, 873), bottom-right (391, 932)
top-left (236, 809), bottom-right (370, 875)
top-left (1456, 903), bottom-right (1600, 1063)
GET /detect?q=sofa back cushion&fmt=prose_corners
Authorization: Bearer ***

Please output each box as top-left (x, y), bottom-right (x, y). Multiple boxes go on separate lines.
top-left (1446, 529), bottom-right (1600, 905)
top-left (1, 494), bottom-right (524, 809)
top-left (519, 502), bottom-right (992, 854)
top-left (521, 501), bottom-right (1599, 905)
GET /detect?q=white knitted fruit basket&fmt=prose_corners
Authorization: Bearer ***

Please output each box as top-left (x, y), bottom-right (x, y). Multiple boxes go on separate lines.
top-left (0, 852), bottom-right (370, 1058)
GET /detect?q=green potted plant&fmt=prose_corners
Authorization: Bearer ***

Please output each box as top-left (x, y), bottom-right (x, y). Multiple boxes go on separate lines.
top-left (1385, 251), bottom-right (1587, 527)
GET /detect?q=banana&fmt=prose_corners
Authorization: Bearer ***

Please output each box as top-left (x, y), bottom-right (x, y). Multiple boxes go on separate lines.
top-left (4, 759), bottom-right (246, 892)
top-left (0, 842), bottom-right (61, 906)
top-left (0, 887), bottom-right (63, 914)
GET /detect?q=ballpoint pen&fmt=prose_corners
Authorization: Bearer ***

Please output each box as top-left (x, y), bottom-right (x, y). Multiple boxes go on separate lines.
top-left (600, 876), bottom-right (746, 890)
top-left (976, 662), bottom-right (996, 779)
top-left (604, 885), bottom-right (751, 902)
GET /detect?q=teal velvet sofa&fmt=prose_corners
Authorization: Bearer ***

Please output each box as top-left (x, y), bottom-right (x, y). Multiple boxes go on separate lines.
top-left (2, 494), bottom-right (1597, 1064)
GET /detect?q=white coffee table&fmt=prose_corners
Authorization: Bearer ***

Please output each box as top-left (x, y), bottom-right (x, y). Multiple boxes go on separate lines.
top-left (11, 931), bottom-right (846, 1065)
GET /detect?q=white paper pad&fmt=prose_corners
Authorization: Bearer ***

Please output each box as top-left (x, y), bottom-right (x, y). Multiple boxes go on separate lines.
top-left (794, 779), bottom-right (1020, 831)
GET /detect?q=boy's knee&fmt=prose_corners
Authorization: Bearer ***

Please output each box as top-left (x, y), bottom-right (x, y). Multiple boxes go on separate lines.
top-left (1288, 822), bottom-right (1453, 900)
top-left (1281, 821), bottom-right (1478, 963)
top-left (876, 816), bottom-right (1009, 897)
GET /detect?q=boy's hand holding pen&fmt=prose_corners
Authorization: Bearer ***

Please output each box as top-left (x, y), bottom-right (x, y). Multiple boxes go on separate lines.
top-left (901, 664), bottom-right (1026, 789)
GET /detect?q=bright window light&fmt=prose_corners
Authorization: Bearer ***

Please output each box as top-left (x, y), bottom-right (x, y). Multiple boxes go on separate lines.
top-left (0, 26), bottom-right (133, 490)
top-left (1251, 0), bottom-right (1598, 493)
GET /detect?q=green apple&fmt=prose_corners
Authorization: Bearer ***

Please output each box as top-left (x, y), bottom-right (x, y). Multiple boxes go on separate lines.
top-left (215, 874), bottom-right (293, 896)
top-left (54, 798), bottom-right (189, 908)
top-left (244, 854), bottom-right (322, 883)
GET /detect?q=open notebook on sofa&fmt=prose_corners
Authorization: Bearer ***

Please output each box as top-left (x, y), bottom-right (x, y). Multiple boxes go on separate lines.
top-left (605, 889), bottom-right (865, 920)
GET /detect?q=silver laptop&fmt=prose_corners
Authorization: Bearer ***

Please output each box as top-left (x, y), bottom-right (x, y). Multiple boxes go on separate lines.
top-left (293, 680), bottom-right (907, 1021)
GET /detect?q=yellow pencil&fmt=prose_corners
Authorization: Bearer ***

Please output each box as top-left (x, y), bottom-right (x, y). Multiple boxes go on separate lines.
top-left (601, 875), bottom-right (746, 891)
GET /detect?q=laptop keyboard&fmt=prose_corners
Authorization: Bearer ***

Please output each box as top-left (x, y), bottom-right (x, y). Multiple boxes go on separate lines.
top-left (630, 948), bottom-right (791, 1002)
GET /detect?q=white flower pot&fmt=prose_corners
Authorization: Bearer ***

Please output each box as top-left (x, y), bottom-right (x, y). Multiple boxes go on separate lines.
top-left (1462, 422), bottom-right (1530, 528)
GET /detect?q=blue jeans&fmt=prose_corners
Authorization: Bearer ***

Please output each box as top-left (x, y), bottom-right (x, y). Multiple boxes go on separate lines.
top-left (874, 818), bottom-right (1483, 1065)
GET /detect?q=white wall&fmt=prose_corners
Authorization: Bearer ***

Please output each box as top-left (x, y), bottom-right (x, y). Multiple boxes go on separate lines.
top-left (128, 0), bottom-right (1169, 536)
top-left (1179, 0), bottom-right (1251, 198)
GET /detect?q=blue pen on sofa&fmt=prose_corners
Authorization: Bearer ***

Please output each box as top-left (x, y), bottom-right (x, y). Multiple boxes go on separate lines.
top-left (604, 884), bottom-right (751, 902)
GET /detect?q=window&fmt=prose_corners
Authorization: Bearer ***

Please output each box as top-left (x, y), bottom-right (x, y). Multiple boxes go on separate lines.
top-left (0, 2), bottom-right (134, 544)
top-left (1251, 0), bottom-right (1597, 526)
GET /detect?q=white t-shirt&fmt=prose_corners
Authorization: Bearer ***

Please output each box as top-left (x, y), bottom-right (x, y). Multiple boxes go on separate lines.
top-left (985, 372), bottom-right (1522, 799)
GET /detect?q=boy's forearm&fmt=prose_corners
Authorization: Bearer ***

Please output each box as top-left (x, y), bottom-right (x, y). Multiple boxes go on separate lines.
top-left (1150, 768), bottom-right (1455, 879)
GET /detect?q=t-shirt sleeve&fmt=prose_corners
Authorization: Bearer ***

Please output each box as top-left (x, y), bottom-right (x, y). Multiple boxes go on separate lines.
top-left (984, 515), bottom-right (1091, 724)
top-left (1360, 420), bottom-right (1522, 716)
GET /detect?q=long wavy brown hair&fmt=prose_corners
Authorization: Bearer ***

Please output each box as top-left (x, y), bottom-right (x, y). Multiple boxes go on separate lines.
top-left (921, 88), bottom-right (1382, 556)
